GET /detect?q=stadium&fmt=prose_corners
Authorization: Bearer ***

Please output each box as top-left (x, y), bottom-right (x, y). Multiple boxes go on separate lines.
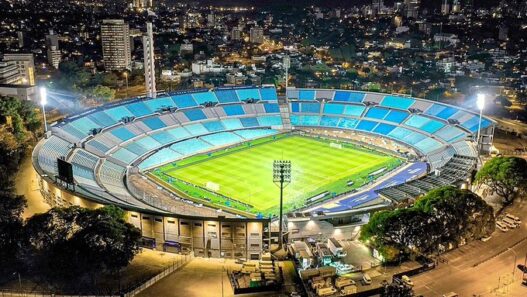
top-left (32, 86), bottom-right (495, 259)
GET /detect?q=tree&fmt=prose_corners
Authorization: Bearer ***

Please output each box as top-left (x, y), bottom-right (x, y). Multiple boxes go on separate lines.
top-left (381, 281), bottom-right (414, 297)
top-left (360, 186), bottom-right (494, 261)
top-left (0, 189), bottom-right (26, 281)
top-left (24, 206), bottom-right (141, 288)
top-left (89, 85), bottom-right (116, 103)
top-left (475, 157), bottom-right (527, 204)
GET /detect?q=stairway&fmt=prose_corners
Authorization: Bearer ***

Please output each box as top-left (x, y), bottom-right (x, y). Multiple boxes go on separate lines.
top-left (278, 97), bottom-right (292, 131)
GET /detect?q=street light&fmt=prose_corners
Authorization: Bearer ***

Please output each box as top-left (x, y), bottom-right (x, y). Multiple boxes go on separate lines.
top-left (476, 93), bottom-right (485, 155)
top-left (40, 87), bottom-right (48, 133)
top-left (273, 160), bottom-right (291, 250)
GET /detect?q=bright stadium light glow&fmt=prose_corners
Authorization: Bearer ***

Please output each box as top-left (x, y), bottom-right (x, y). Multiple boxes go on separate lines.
top-left (40, 87), bottom-right (47, 106)
top-left (39, 87), bottom-right (48, 133)
top-left (477, 93), bottom-right (485, 110)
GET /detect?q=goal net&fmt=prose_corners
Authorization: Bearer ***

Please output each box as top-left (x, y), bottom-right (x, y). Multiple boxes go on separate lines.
top-left (206, 181), bottom-right (220, 192)
top-left (330, 142), bottom-right (343, 149)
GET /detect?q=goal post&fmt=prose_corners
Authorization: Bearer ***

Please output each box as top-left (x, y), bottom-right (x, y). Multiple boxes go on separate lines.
top-left (206, 181), bottom-right (220, 192)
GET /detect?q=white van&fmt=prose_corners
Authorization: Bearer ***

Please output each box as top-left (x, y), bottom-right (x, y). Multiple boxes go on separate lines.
top-left (496, 221), bottom-right (509, 232)
top-left (505, 213), bottom-right (521, 224)
top-left (362, 273), bottom-right (372, 285)
top-left (401, 275), bottom-right (414, 287)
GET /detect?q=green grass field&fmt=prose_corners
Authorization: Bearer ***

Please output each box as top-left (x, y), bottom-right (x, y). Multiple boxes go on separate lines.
top-left (150, 134), bottom-right (402, 217)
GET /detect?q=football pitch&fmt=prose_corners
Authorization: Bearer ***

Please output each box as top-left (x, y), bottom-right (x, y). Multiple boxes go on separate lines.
top-left (151, 134), bottom-right (402, 216)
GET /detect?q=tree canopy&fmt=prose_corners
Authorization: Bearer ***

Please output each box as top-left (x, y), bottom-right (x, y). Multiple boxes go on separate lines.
top-left (475, 156), bottom-right (527, 204)
top-left (361, 186), bottom-right (494, 262)
top-left (23, 205), bottom-right (141, 288)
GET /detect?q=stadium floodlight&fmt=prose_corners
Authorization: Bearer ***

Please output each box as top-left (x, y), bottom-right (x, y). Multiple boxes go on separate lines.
top-left (273, 160), bottom-right (291, 250)
top-left (476, 93), bottom-right (486, 155)
top-left (283, 55), bottom-right (290, 90)
top-left (39, 87), bottom-right (48, 133)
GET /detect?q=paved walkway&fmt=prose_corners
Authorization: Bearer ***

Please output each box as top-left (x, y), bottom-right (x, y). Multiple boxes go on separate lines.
top-left (15, 156), bottom-right (50, 219)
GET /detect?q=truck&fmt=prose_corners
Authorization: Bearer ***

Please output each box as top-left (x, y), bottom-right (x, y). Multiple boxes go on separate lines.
top-left (328, 238), bottom-right (347, 258)
top-left (316, 242), bottom-right (333, 266)
top-left (316, 286), bottom-right (337, 296)
top-left (341, 285), bottom-right (357, 295)
top-left (335, 277), bottom-right (355, 289)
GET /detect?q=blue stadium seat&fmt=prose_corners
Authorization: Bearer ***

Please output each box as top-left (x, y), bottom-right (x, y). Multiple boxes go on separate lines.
top-left (337, 118), bottom-right (358, 129)
top-left (234, 129), bottom-right (279, 140)
top-left (240, 117), bottom-right (260, 128)
top-left (201, 132), bottom-right (243, 146)
top-left (203, 120), bottom-right (225, 132)
top-left (373, 123), bottom-right (396, 135)
top-left (460, 116), bottom-right (481, 132)
top-left (144, 96), bottom-right (177, 111)
top-left (87, 140), bottom-right (110, 153)
top-left (192, 92), bottom-right (219, 104)
top-left (124, 142), bottom-right (149, 156)
top-left (223, 104), bottom-right (245, 116)
top-left (343, 105), bottom-right (366, 117)
top-left (170, 139), bottom-right (212, 156)
top-left (172, 94), bottom-right (198, 108)
top-left (136, 136), bottom-right (162, 150)
top-left (236, 88), bottom-right (261, 101)
top-left (300, 102), bottom-right (321, 113)
top-left (111, 148), bottom-right (138, 164)
top-left (263, 103), bottom-right (280, 113)
top-left (405, 132), bottom-right (427, 145)
top-left (423, 103), bottom-right (446, 117)
top-left (323, 103), bottom-right (345, 115)
top-left (138, 148), bottom-right (182, 170)
top-left (356, 120), bottom-right (378, 132)
top-left (166, 127), bottom-right (191, 140)
top-left (414, 138), bottom-right (443, 154)
top-left (380, 96), bottom-right (415, 110)
top-left (257, 115), bottom-right (282, 127)
top-left (104, 106), bottom-right (134, 121)
top-left (142, 117), bottom-right (167, 130)
top-left (421, 120), bottom-right (445, 134)
top-left (290, 115), bottom-right (321, 126)
top-left (184, 123), bottom-right (209, 136)
top-left (126, 102), bottom-right (153, 117)
top-left (183, 109), bottom-right (207, 121)
top-left (291, 102), bottom-right (300, 113)
top-left (88, 111), bottom-right (116, 127)
top-left (333, 91), bottom-right (365, 103)
top-left (320, 116), bottom-right (340, 127)
top-left (215, 89), bottom-right (240, 103)
top-left (383, 110), bottom-right (409, 124)
top-left (221, 118), bottom-right (244, 130)
top-left (260, 88), bottom-right (278, 101)
top-left (404, 115), bottom-right (431, 129)
top-left (62, 125), bottom-right (86, 140)
top-left (111, 127), bottom-right (136, 141)
top-left (298, 90), bottom-right (316, 100)
top-left (69, 117), bottom-right (101, 135)
top-left (388, 127), bottom-right (414, 140)
top-left (435, 126), bottom-right (466, 143)
top-left (435, 106), bottom-right (459, 119)
top-left (364, 107), bottom-right (390, 120)
top-left (151, 131), bottom-right (177, 145)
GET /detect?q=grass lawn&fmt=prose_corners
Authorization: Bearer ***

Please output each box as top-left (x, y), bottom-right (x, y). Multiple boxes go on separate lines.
top-left (151, 134), bottom-right (401, 216)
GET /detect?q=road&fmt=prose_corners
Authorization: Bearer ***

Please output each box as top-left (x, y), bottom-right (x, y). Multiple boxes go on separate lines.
top-left (413, 200), bottom-right (527, 296)
top-left (15, 156), bottom-right (50, 219)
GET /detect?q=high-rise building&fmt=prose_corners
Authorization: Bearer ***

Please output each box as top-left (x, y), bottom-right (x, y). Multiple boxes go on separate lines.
top-left (17, 31), bottom-right (24, 48)
top-left (46, 30), bottom-right (61, 69)
top-left (143, 21), bottom-right (156, 98)
top-left (47, 46), bottom-right (61, 69)
top-left (0, 62), bottom-right (22, 84)
top-left (101, 19), bottom-right (131, 71)
top-left (2, 53), bottom-right (35, 85)
top-left (249, 26), bottom-right (264, 44)
top-left (207, 13), bottom-right (215, 28)
top-left (499, 24), bottom-right (509, 41)
top-left (231, 27), bottom-right (242, 41)
top-left (404, 0), bottom-right (420, 18)
top-left (441, 0), bottom-right (450, 15)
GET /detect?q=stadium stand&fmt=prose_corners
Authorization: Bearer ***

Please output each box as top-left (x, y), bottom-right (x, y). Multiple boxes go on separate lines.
top-left (34, 87), bottom-right (495, 218)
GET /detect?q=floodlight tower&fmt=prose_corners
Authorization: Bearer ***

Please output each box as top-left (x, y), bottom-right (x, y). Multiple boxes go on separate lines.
top-left (283, 55), bottom-right (290, 90)
top-left (273, 160), bottom-right (291, 250)
top-left (476, 93), bottom-right (485, 155)
top-left (39, 87), bottom-right (48, 133)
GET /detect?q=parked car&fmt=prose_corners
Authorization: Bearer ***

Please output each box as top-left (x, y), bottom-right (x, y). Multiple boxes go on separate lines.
top-left (505, 213), bottom-right (521, 224)
top-left (362, 273), bottom-right (372, 285)
top-left (496, 221), bottom-right (509, 232)
top-left (502, 217), bottom-right (518, 228)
